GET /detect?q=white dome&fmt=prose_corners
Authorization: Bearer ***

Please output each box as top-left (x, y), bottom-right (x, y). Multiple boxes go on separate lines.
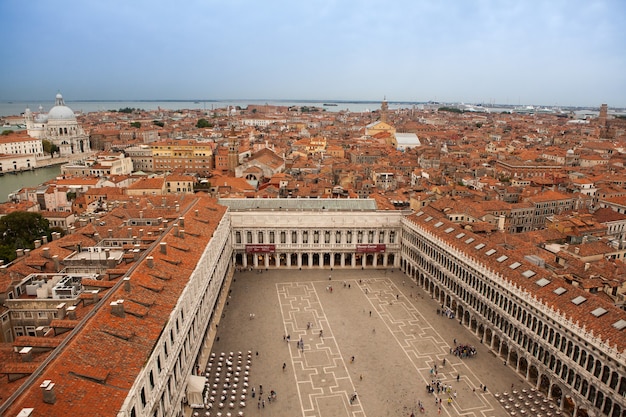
top-left (47, 93), bottom-right (75, 121)
top-left (48, 105), bottom-right (76, 120)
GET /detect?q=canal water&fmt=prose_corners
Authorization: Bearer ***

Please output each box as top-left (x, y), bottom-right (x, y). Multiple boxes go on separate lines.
top-left (0, 165), bottom-right (62, 202)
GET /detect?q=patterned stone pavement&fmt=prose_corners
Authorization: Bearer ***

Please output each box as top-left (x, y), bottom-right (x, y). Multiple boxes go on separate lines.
top-left (194, 269), bottom-right (528, 417)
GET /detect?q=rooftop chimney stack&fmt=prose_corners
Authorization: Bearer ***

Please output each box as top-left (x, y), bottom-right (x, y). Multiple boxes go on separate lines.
top-left (160, 242), bottom-right (167, 254)
top-left (180, 230), bottom-right (185, 239)
top-left (108, 229), bottom-right (113, 238)
top-left (42, 247), bottom-right (50, 259)
top-left (124, 277), bottom-right (131, 292)
top-left (66, 306), bottom-right (77, 320)
top-left (42, 235), bottom-right (48, 244)
top-left (34, 240), bottom-right (41, 249)
top-left (40, 380), bottom-right (57, 404)
top-left (147, 256), bottom-right (154, 268)
top-left (110, 300), bottom-right (125, 318)
top-left (52, 255), bottom-right (60, 272)
top-left (179, 217), bottom-right (185, 227)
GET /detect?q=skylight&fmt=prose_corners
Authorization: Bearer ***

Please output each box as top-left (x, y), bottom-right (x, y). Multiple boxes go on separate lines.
top-left (553, 287), bottom-right (567, 295)
top-left (444, 227), bottom-right (454, 233)
top-left (509, 262), bottom-right (521, 269)
top-left (591, 307), bottom-right (607, 317)
top-left (456, 233), bottom-right (466, 239)
top-left (415, 211), bottom-right (424, 217)
top-left (465, 237), bottom-right (475, 244)
top-left (535, 278), bottom-right (551, 287)
top-left (485, 249), bottom-right (496, 256)
top-left (434, 221), bottom-right (443, 228)
top-left (496, 255), bottom-right (509, 263)
top-left (424, 216), bottom-right (433, 222)
top-left (613, 320), bottom-right (626, 330)
top-left (475, 243), bottom-right (486, 250)
top-left (521, 270), bottom-right (536, 278)
top-left (571, 296), bottom-right (587, 305)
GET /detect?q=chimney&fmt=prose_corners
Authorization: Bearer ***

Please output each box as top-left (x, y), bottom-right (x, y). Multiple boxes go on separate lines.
top-left (19, 346), bottom-right (33, 362)
top-left (24, 249), bottom-right (30, 257)
top-left (147, 256), bottom-right (154, 268)
top-left (584, 262), bottom-right (590, 271)
top-left (56, 303), bottom-right (67, 319)
top-left (163, 220), bottom-right (168, 229)
top-left (66, 306), bottom-right (76, 320)
top-left (180, 230), bottom-right (185, 239)
top-left (124, 277), bottom-right (131, 292)
top-left (34, 240), bottom-right (41, 249)
top-left (108, 229), bottom-right (113, 238)
top-left (42, 235), bottom-right (48, 244)
top-left (16, 249), bottom-right (24, 258)
top-left (127, 227), bottom-right (132, 238)
top-left (110, 300), bottom-right (125, 318)
top-left (139, 210), bottom-right (143, 218)
top-left (160, 242), bottom-right (167, 254)
top-left (52, 255), bottom-right (60, 272)
top-left (133, 245), bottom-right (141, 261)
top-left (176, 203), bottom-right (180, 212)
top-left (139, 228), bottom-right (144, 237)
top-left (195, 209), bottom-right (199, 217)
top-left (174, 224), bottom-right (179, 237)
top-left (94, 232), bottom-right (100, 241)
top-left (179, 217), bottom-right (185, 227)
top-left (40, 380), bottom-right (57, 404)
top-left (91, 290), bottom-right (100, 303)
top-left (574, 247), bottom-right (580, 255)
top-left (42, 247), bottom-right (50, 259)
top-left (35, 326), bottom-right (45, 337)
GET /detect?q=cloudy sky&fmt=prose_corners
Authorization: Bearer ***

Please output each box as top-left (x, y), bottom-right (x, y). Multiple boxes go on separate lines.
top-left (1, 0), bottom-right (625, 107)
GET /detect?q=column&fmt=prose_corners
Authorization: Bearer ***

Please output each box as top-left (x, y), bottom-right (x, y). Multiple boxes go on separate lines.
top-left (297, 253), bottom-right (302, 268)
top-left (383, 253), bottom-right (388, 267)
top-left (253, 255), bottom-right (258, 268)
top-left (340, 253), bottom-right (345, 267)
top-left (330, 253), bottom-right (335, 269)
top-left (242, 254), bottom-right (248, 268)
top-left (264, 254), bottom-right (269, 269)
top-left (286, 253), bottom-right (291, 267)
top-left (308, 253), bottom-right (313, 267)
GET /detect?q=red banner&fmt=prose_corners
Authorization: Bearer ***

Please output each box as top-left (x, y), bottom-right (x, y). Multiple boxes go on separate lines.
top-left (246, 244), bottom-right (276, 253)
top-left (356, 244), bottom-right (386, 253)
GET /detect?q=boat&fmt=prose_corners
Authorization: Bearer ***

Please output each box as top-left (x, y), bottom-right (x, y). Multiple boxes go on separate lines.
top-left (323, 103), bottom-right (338, 106)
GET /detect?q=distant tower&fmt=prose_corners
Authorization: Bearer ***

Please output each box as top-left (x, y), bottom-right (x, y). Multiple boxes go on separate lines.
top-left (227, 127), bottom-right (238, 176)
top-left (598, 104), bottom-right (608, 128)
top-left (381, 97), bottom-right (388, 123)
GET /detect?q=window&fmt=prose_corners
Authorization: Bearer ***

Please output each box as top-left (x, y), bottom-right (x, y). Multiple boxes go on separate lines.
top-left (269, 231), bottom-right (275, 244)
top-left (379, 231), bottom-right (385, 243)
top-left (368, 231), bottom-right (374, 243)
top-left (258, 231), bottom-right (264, 244)
top-left (38, 312), bottom-right (47, 319)
top-left (313, 231), bottom-right (319, 244)
top-left (357, 231), bottom-right (363, 243)
top-left (14, 327), bottom-right (24, 337)
top-left (24, 311), bottom-right (33, 318)
top-left (325, 231), bottom-right (331, 244)
top-left (346, 231), bottom-right (352, 243)
top-left (26, 326), bottom-right (36, 336)
top-left (246, 231), bottom-right (252, 244)
top-left (335, 231), bottom-right (341, 244)
top-left (280, 231), bottom-right (286, 244)
top-left (302, 231), bottom-right (308, 244)
top-left (291, 231), bottom-right (297, 244)
top-left (235, 231), bottom-right (241, 244)
top-left (389, 231), bottom-right (396, 243)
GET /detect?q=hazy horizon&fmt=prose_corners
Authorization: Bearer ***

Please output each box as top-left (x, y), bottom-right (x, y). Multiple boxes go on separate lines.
top-left (1, 1), bottom-right (625, 108)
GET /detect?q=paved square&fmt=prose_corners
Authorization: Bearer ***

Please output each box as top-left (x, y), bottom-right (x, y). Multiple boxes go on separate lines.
top-left (197, 269), bottom-right (528, 417)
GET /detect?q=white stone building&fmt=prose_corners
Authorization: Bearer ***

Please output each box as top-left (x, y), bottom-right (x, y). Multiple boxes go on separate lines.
top-left (25, 93), bottom-right (91, 156)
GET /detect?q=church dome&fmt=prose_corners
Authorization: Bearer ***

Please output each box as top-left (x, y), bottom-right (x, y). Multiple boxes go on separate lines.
top-left (47, 93), bottom-right (76, 121)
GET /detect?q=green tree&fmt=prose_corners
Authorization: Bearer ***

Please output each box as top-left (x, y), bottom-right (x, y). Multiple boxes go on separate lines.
top-left (153, 120), bottom-right (165, 127)
top-left (130, 121), bottom-right (141, 128)
top-left (196, 118), bottom-right (212, 128)
top-left (0, 212), bottom-right (52, 263)
top-left (42, 139), bottom-right (59, 155)
top-left (2, 130), bottom-right (13, 136)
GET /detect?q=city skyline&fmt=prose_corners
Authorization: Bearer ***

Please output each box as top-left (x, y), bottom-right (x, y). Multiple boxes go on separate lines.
top-left (1, 0), bottom-right (625, 107)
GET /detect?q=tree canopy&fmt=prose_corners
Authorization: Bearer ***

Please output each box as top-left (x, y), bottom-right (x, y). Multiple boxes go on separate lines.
top-left (196, 118), bottom-right (212, 128)
top-left (0, 212), bottom-right (55, 263)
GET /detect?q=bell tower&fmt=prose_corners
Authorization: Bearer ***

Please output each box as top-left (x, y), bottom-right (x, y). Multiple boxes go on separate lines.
top-left (227, 126), bottom-right (238, 176)
top-left (381, 97), bottom-right (388, 123)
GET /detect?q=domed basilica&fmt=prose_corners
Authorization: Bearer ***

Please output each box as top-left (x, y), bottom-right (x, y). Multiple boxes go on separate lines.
top-left (25, 93), bottom-right (91, 156)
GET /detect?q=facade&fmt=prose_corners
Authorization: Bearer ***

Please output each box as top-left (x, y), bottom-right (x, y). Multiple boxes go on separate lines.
top-left (0, 133), bottom-right (44, 160)
top-left (151, 140), bottom-right (213, 175)
top-left (24, 93), bottom-right (91, 157)
top-left (401, 206), bottom-right (626, 417)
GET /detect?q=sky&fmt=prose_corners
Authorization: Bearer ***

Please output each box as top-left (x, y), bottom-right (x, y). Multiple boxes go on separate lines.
top-left (1, 0), bottom-right (625, 107)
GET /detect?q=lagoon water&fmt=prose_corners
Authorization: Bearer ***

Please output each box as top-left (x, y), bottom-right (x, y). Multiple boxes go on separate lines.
top-left (0, 99), bottom-right (385, 118)
top-left (0, 165), bottom-right (61, 202)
